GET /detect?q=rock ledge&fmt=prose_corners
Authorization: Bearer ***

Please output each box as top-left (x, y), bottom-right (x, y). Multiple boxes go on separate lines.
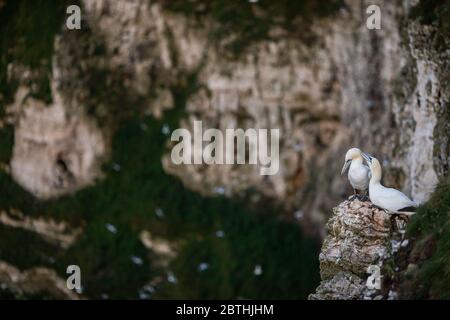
top-left (309, 199), bottom-right (404, 300)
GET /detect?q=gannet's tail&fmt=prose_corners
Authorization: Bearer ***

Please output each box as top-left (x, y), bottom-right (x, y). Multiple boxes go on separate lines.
top-left (392, 205), bottom-right (417, 216)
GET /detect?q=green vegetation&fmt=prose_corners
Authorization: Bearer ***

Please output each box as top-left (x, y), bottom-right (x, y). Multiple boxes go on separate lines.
top-left (0, 224), bottom-right (61, 269)
top-left (409, 0), bottom-right (450, 52)
top-left (0, 0), bottom-right (73, 104)
top-left (0, 125), bottom-right (13, 163)
top-left (407, 175), bottom-right (450, 299)
top-left (161, 0), bottom-right (343, 56)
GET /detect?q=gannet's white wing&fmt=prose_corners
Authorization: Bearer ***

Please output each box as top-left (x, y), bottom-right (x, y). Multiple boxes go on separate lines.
top-left (375, 187), bottom-right (417, 211)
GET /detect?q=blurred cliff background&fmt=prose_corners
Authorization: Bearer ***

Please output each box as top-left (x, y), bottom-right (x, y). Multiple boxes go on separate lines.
top-left (0, 0), bottom-right (448, 299)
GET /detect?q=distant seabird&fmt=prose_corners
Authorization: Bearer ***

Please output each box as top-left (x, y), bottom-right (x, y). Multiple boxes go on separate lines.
top-left (341, 148), bottom-right (370, 200)
top-left (362, 153), bottom-right (417, 215)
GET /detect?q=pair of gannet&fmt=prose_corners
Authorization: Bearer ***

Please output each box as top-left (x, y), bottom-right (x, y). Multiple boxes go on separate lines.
top-left (341, 148), bottom-right (417, 214)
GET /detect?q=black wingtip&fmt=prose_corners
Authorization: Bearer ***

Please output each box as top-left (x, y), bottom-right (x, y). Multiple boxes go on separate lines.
top-left (398, 206), bottom-right (417, 212)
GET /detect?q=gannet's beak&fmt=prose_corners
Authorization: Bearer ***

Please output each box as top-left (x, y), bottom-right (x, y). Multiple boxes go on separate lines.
top-left (362, 152), bottom-right (372, 163)
top-left (341, 160), bottom-right (351, 175)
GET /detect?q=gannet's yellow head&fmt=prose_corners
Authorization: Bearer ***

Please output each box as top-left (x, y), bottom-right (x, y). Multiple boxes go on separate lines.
top-left (341, 148), bottom-right (363, 175)
top-left (361, 153), bottom-right (382, 182)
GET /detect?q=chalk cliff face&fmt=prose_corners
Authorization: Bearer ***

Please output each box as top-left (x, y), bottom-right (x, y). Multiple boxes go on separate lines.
top-left (3, 0), bottom-right (449, 233)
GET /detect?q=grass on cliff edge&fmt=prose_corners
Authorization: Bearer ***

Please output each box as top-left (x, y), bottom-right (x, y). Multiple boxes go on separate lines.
top-left (407, 175), bottom-right (450, 299)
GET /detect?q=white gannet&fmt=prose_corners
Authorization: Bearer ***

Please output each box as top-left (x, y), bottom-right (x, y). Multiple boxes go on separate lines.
top-left (361, 153), bottom-right (417, 215)
top-left (341, 148), bottom-right (370, 200)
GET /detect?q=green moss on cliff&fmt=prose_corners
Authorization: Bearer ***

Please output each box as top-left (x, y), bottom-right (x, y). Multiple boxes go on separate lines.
top-left (0, 125), bottom-right (13, 163)
top-left (409, 0), bottom-right (449, 29)
top-left (161, 0), bottom-right (343, 56)
top-left (0, 0), bottom-right (72, 104)
top-left (409, 0), bottom-right (450, 52)
top-left (407, 175), bottom-right (450, 299)
top-left (0, 224), bottom-right (61, 269)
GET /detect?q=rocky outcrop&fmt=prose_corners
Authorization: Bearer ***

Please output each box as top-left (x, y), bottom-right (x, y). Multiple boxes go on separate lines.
top-left (0, 210), bottom-right (82, 248)
top-left (309, 199), bottom-right (407, 300)
top-left (139, 230), bottom-right (176, 267)
top-left (0, 261), bottom-right (82, 299)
